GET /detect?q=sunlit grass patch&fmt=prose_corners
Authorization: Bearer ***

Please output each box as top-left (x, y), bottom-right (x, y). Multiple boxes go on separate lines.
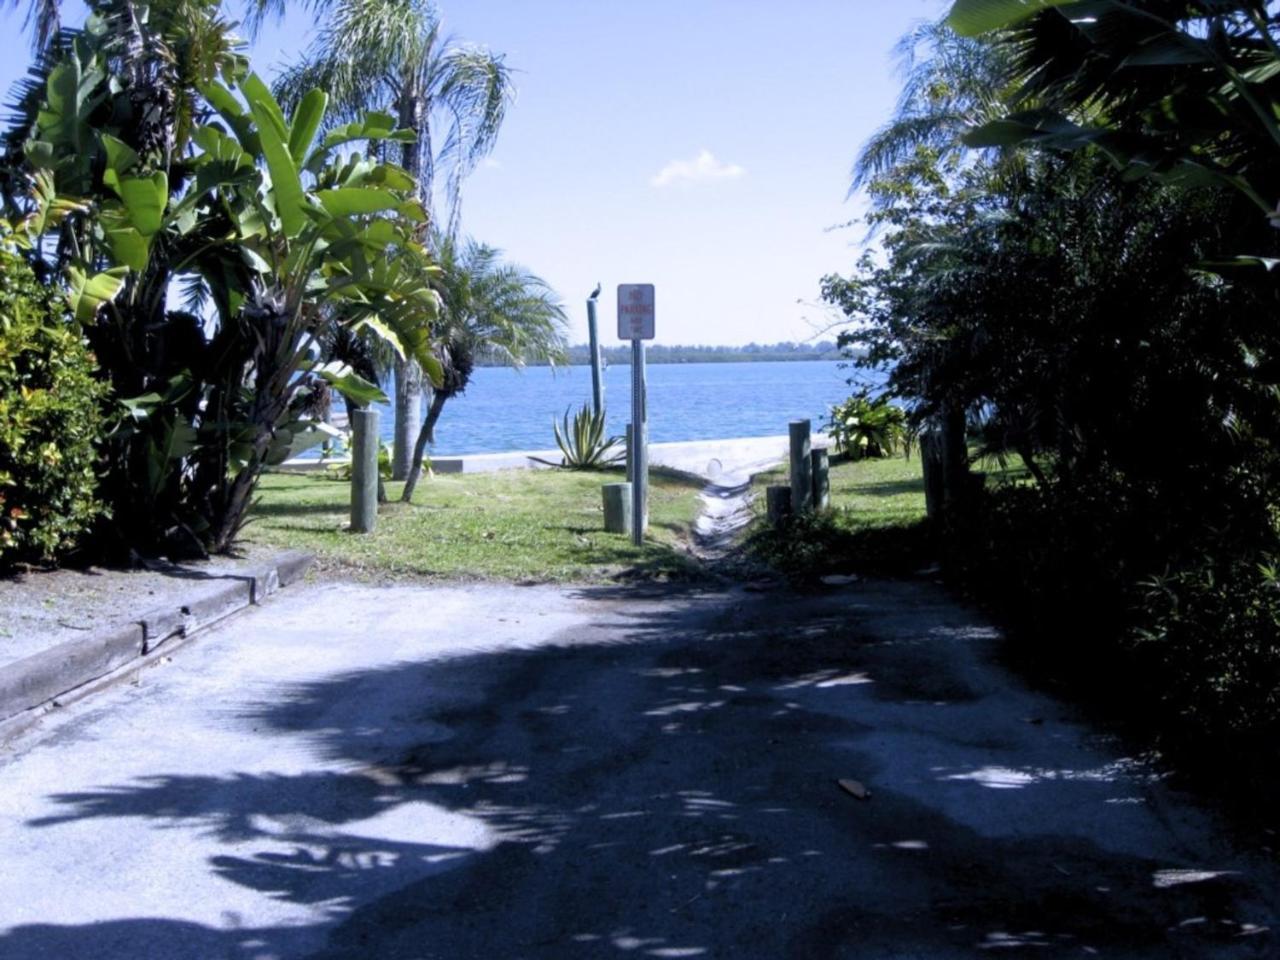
top-left (247, 466), bottom-right (706, 583)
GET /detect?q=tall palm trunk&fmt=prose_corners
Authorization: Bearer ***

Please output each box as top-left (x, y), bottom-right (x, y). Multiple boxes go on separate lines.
top-left (391, 89), bottom-right (428, 480)
top-left (392, 359), bottom-right (422, 479)
top-left (400, 387), bottom-right (447, 502)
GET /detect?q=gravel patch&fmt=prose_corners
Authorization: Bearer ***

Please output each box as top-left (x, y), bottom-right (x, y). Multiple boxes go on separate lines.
top-left (0, 544), bottom-right (284, 670)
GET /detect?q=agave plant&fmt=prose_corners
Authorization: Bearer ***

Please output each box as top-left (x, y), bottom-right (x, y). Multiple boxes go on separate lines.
top-left (532, 403), bottom-right (624, 470)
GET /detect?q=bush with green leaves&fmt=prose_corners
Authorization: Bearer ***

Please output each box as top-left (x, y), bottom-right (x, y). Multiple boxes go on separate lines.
top-left (3, 14), bottom-right (440, 557)
top-left (1135, 551), bottom-right (1280, 750)
top-left (825, 394), bottom-right (907, 461)
top-left (745, 508), bottom-right (933, 584)
top-left (0, 249), bottom-right (107, 567)
top-left (324, 438), bottom-right (396, 482)
top-left (937, 466), bottom-right (1280, 764)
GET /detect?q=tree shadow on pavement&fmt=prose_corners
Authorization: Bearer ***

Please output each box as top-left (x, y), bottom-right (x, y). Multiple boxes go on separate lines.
top-left (3, 583), bottom-right (1277, 959)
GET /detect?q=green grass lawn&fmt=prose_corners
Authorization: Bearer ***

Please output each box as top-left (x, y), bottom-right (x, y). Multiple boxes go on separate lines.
top-left (751, 452), bottom-right (928, 529)
top-left (244, 466), bottom-right (707, 583)
top-left (746, 451), bottom-right (1028, 578)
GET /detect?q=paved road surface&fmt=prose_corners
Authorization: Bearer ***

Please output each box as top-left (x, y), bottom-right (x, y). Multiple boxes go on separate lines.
top-left (1, 579), bottom-right (1277, 959)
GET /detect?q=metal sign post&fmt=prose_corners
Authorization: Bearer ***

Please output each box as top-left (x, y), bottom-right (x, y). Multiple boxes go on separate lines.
top-left (586, 284), bottom-right (604, 416)
top-left (617, 284), bottom-right (655, 546)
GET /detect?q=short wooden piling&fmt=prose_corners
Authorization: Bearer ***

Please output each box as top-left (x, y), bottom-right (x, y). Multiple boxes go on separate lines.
top-left (603, 482), bottom-right (633, 535)
top-left (811, 446), bottom-right (830, 510)
top-left (767, 485), bottom-right (793, 526)
top-left (350, 407), bottom-right (379, 534)
top-left (789, 419), bottom-right (813, 515)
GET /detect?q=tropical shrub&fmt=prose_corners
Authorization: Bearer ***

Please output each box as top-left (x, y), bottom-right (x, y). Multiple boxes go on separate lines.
top-left (0, 249), bottom-right (107, 567)
top-left (826, 11), bottom-right (1280, 783)
top-left (825, 394), bottom-right (907, 461)
top-left (275, 0), bottom-right (516, 480)
top-left (1136, 550), bottom-right (1280, 743)
top-left (398, 232), bottom-right (567, 502)
top-left (745, 509), bottom-right (932, 584)
top-left (947, 0), bottom-right (1280, 235)
top-left (2, 11), bottom-right (440, 557)
top-left (325, 439), bottom-right (396, 482)
top-left (533, 403), bottom-right (623, 470)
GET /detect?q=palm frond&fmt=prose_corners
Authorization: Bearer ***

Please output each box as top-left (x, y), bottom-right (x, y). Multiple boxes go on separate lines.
top-left (850, 17), bottom-right (1016, 197)
top-left (179, 272), bottom-right (211, 315)
top-left (435, 44), bottom-right (514, 235)
top-left (16, 0), bottom-right (63, 54)
top-left (2, 28), bottom-right (79, 159)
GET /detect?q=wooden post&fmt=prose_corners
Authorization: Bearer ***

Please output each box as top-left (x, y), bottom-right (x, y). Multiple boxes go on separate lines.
top-left (602, 482), bottom-right (633, 534)
top-left (789, 419), bottom-right (813, 515)
top-left (810, 447), bottom-right (830, 510)
top-left (350, 407), bottom-right (379, 534)
top-left (767, 485), bottom-right (793, 526)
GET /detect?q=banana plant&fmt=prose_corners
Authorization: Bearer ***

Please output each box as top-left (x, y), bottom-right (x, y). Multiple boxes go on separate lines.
top-left (182, 71), bottom-right (443, 549)
top-left (6, 17), bottom-right (441, 555)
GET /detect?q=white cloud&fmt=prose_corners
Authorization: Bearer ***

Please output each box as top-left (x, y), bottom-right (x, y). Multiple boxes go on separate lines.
top-left (650, 149), bottom-right (745, 188)
top-left (482, 157), bottom-right (503, 170)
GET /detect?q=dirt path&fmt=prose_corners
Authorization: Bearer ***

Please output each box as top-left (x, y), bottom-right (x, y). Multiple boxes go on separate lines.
top-left (0, 578), bottom-right (1275, 958)
top-left (686, 453), bottom-right (781, 561)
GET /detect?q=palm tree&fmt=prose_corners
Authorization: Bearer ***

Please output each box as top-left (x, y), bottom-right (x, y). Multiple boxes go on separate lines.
top-left (848, 19), bottom-right (1018, 507)
top-left (276, 0), bottom-right (514, 480)
top-left (852, 18), bottom-right (1015, 198)
top-left (399, 232), bottom-right (568, 502)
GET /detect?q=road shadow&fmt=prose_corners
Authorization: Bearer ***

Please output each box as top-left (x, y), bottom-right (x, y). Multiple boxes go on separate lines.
top-left (3, 583), bottom-right (1276, 959)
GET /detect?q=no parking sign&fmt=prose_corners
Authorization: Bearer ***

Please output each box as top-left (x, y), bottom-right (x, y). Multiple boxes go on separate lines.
top-left (617, 284), bottom-right (655, 340)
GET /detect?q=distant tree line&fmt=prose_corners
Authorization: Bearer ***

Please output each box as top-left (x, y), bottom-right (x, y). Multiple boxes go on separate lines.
top-left (479, 340), bottom-right (841, 367)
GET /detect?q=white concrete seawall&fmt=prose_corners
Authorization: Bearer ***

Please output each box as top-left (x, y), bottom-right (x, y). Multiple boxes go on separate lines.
top-left (282, 433), bottom-right (829, 482)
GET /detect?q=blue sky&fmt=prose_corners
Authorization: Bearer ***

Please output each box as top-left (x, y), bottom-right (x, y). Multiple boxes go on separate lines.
top-left (0, 0), bottom-right (947, 345)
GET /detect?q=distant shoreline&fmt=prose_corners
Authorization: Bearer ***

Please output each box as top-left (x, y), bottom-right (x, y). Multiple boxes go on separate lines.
top-left (478, 352), bottom-right (850, 368)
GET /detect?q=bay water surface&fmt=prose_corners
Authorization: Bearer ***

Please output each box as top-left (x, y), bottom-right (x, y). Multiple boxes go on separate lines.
top-left (371, 360), bottom-right (866, 456)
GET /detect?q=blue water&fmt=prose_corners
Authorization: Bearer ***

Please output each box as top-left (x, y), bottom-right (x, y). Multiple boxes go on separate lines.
top-left (367, 360), bottom-right (867, 456)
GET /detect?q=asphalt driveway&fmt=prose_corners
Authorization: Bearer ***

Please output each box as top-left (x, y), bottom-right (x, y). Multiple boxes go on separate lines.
top-left (0, 578), bottom-right (1276, 959)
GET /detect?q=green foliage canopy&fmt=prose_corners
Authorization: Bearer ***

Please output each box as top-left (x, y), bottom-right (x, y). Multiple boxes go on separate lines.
top-left (2, 2), bottom-right (441, 556)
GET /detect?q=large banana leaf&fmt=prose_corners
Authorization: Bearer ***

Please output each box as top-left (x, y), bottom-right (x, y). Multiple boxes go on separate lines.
top-left (33, 51), bottom-right (104, 177)
top-left (314, 187), bottom-right (403, 217)
top-left (242, 74), bottom-right (307, 239)
top-left (287, 88), bottom-right (328, 165)
top-left (108, 171), bottom-right (168, 236)
top-left (308, 113), bottom-right (415, 173)
top-left (66, 265), bottom-right (127, 323)
top-left (948, 0), bottom-right (1072, 35)
top-left (198, 78), bottom-right (261, 153)
top-left (313, 361), bottom-right (388, 405)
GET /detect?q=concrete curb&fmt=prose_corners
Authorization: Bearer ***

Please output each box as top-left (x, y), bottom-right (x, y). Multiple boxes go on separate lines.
top-left (0, 550), bottom-right (314, 727)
